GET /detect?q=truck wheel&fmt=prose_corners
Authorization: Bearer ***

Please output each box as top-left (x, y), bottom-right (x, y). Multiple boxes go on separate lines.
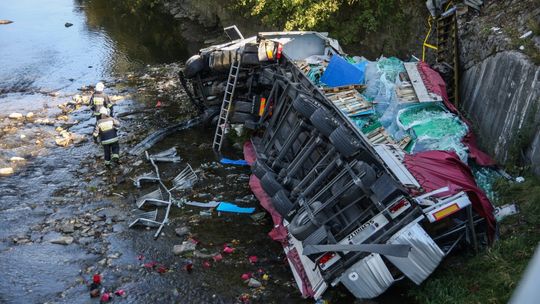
top-left (288, 204), bottom-right (322, 241)
top-left (293, 95), bottom-right (319, 119)
top-left (230, 112), bottom-right (257, 124)
top-left (310, 108), bottom-right (337, 137)
top-left (261, 172), bottom-right (283, 196)
top-left (272, 189), bottom-right (295, 217)
top-left (252, 159), bottom-right (271, 179)
top-left (234, 101), bottom-right (254, 113)
top-left (329, 126), bottom-right (363, 158)
top-left (184, 55), bottom-right (207, 78)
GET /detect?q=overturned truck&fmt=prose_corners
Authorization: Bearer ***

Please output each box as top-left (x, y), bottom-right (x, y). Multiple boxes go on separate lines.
top-left (181, 28), bottom-right (496, 299)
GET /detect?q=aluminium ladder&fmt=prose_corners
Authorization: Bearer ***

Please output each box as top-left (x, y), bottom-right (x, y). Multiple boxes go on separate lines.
top-left (212, 55), bottom-right (242, 153)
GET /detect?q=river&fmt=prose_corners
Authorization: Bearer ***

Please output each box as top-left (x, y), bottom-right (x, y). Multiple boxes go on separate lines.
top-left (0, 1), bottom-right (410, 303)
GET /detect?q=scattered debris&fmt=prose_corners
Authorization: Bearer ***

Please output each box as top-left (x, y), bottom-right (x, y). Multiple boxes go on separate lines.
top-left (146, 147), bottom-right (181, 163)
top-left (171, 164), bottom-right (198, 191)
top-left (516, 176), bottom-right (525, 183)
top-left (519, 30), bottom-right (533, 39)
top-left (248, 256), bottom-right (258, 264)
top-left (100, 292), bottom-right (111, 302)
top-left (247, 278), bottom-right (262, 288)
top-left (212, 254), bottom-right (223, 262)
top-left (173, 241), bottom-right (197, 255)
top-left (183, 261), bottom-right (194, 273)
top-left (129, 117), bottom-right (202, 156)
top-left (175, 226), bottom-right (190, 237)
top-left (494, 203), bottom-right (519, 222)
top-left (220, 158), bottom-right (249, 166)
top-left (199, 210), bottom-right (212, 217)
top-left (217, 202), bottom-right (255, 214)
top-left (0, 20), bottom-right (14, 25)
top-left (223, 245), bottom-right (235, 254)
top-left (250, 212), bottom-right (266, 222)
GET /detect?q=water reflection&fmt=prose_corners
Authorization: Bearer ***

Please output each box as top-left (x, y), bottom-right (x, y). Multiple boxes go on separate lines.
top-left (0, 0), bottom-right (199, 98)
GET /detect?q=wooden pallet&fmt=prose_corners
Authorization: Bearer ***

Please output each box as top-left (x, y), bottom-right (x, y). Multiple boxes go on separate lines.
top-left (366, 127), bottom-right (411, 149)
top-left (326, 89), bottom-right (373, 116)
top-left (322, 84), bottom-right (366, 93)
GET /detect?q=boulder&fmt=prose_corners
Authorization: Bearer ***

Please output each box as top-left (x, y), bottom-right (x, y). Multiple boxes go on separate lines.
top-left (0, 167), bottom-right (14, 176)
top-left (8, 113), bottom-right (23, 120)
top-left (50, 236), bottom-right (74, 245)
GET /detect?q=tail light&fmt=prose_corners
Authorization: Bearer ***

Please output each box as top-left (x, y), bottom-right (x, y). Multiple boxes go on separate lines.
top-left (388, 198), bottom-right (411, 219)
top-left (317, 252), bottom-right (340, 270)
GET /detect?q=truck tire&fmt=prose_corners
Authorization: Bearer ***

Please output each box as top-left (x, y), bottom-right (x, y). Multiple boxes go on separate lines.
top-left (329, 126), bottom-right (363, 158)
top-left (184, 55), bottom-right (207, 78)
top-left (261, 172), bottom-right (283, 196)
top-left (310, 108), bottom-right (337, 137)
top-left (288, 204), bottom-right (322, 241)
top-left (242, 53), bottom-right (260, 65)
top-left (234, 101), bottom-right (254, 113)
top-left (272, 189), bottom-right (295, 217)
top-left (252, 159), bottom-right (271, 179)
top-left (293, 95), bottom-right (319, 119)
top-left (230, 112), bottom-right (257, 124)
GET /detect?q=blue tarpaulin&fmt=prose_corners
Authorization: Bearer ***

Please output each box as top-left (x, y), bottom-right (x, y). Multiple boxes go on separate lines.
top-left (220, 158), bottom-right (249, 166)
top-left (217, 202), bottom-right (255, 214)
top-left (320, 55), bottom-right (366, 87)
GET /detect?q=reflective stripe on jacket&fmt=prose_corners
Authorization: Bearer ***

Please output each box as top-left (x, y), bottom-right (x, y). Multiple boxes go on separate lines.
top-left (93, 117), bottom-right (119, 144)
top-left (90, 93), bottom-right (112, 115)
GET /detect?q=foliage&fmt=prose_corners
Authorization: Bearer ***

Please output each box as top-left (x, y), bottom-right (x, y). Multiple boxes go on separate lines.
top-left (234, 0), bottom-right (412, 46)
top-left (409, 176), bottom-right (540, 304)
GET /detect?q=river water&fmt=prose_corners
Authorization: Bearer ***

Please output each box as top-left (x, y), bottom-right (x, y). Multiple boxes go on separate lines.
top-left (0, 1), bottom-right (411, 303)
top-left (0, 1), bottom-right (307, 303)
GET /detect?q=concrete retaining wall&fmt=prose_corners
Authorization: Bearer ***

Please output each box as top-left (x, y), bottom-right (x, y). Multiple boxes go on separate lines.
top-left (460, 51), bottom-right (540, 173)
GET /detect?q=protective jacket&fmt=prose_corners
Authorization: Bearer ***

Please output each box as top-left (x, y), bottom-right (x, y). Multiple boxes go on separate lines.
top-left (89, 92), bottom-right (112, 116)
top-left (93, 117), bottom-right (120, 144)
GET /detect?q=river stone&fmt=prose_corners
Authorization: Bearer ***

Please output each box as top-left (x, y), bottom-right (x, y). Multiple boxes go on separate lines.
top-left (175, 226), bottom-right (190, 237)
top-left (50, 236), bottom-right (74, 245)
top-left (8, 113), bottom-right (23, 119)
top-left (26, 112), bottom-right (34, 119)
top-left (78, 237), bottom-right (93, 245)
top-left (61, 223), bottom-right (75, 233)
top-left (173, 241), bottom-right (196, 255)
top-left (0, 168), bottom-right (14, 176)
top-left (10, 157), bottom-right (25, 162)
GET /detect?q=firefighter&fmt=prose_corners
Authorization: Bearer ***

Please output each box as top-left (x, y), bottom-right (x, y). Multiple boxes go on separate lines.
top-left (89, 82), bottom-right (113, 119)
top-left (93, 107), bottom-right (120, 167)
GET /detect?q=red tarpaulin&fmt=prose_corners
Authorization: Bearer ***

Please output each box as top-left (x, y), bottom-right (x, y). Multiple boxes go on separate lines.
top-left (417, 62), bottom-right (495, 166)
top-left (404, 150), bottom-right (496, 239)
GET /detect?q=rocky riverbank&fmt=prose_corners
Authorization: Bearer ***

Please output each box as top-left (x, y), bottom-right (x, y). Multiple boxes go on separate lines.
top-left (0, 63), bottom-right (320, 303)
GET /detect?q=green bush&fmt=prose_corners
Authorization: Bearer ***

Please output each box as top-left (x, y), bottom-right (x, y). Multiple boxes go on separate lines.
top-left (234, 0), bottom-right (410, 46)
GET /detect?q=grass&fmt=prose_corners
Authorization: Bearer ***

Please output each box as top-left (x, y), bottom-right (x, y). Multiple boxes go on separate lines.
top-left (409, 175), bottom-right (540, 304)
